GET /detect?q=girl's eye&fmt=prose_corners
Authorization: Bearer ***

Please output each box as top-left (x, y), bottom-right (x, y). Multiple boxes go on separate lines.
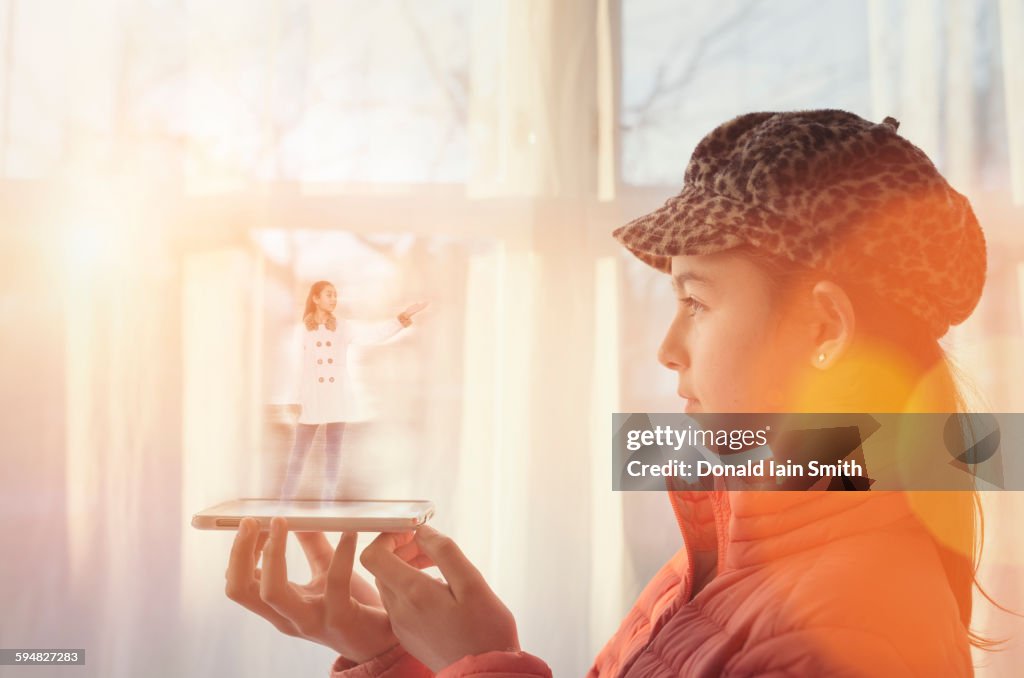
top-left (678, 296), bottom-right (705, 316)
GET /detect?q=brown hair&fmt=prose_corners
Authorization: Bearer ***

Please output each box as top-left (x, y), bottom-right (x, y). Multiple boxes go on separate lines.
top-left (303, 280), bottom-right (337, 331)
top-left (729, 243), bottom-right (1012, 651)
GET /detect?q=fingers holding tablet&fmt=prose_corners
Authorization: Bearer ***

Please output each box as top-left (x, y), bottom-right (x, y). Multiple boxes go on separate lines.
top-left (260, 518), bottom-right (308, 624)
top-left (221, 516), bottom-right (400, 663)
top-left (225, 517), bottom-right (301, 638)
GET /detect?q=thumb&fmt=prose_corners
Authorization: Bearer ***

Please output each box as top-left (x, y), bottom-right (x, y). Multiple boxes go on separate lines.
top-left (413, 526), bottom-right (487, 600)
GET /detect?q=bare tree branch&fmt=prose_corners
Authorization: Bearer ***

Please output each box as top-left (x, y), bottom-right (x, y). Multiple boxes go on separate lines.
top-left (625, 0), bottom-right (759, 128)
top-left (398, 0), bottom-right (467, 127)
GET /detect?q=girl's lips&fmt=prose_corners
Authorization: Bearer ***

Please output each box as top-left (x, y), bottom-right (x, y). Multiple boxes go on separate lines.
top-left (682, 397), bottom-right (700, 413)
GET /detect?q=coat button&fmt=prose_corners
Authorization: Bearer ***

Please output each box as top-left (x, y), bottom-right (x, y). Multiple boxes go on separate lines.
top-left (326, 341), bottom-right (332, 347)
top-left (318, 359), bottom-right (323, 364)
top-left (317, 341), bottom-right (322, 347)
top-left (329, 377), bottom-right (335, 382)
top-left (328, 358), bottom-right (333, 364)
top-left (318, 377), bottom-right (324, 383)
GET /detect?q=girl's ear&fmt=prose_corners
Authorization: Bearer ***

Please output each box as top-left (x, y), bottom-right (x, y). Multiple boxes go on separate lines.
top-left (808, 281), bottom-right (855, 369)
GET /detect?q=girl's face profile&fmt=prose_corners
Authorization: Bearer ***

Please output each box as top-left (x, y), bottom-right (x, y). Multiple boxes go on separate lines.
top-left (659, 253), bottom-right (813, 413)
top-left (315, 285), bottom-right (338, 313)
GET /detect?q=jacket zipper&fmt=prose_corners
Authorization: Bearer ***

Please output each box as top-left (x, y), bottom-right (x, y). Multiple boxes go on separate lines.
top-left (670, 483), bottom-right (696, 602)
top-left (616, 479), bottom-right (695, 677)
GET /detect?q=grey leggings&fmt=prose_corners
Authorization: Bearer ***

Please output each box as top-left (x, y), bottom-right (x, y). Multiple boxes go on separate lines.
top-left (280, 422), bottom-right (346, 500)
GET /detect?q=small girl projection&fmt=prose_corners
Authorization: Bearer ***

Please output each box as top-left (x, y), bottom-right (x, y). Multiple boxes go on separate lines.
top-left (280, 280), bottom-right (427, 500)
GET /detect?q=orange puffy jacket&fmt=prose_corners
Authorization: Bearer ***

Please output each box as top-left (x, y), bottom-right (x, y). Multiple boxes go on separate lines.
top-left (331, 490), bottom-right (973, 677)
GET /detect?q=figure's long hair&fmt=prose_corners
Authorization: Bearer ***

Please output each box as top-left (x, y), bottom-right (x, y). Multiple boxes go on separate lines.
top-left (730, 243), bottom-right (1011, 651)
top-left (303, 281), bottom-right (336, 331)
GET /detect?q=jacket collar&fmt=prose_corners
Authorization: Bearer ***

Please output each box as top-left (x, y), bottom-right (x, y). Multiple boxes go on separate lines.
top-left (304, 312), bottom-right (337, 331)
top-left (666, 414), bottom-right (934, 574)
top-left (669, 487), bottom-right (917, 576)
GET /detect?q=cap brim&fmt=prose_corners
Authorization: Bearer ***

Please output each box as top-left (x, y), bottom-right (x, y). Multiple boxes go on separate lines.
top-left (612, 186), bottom-right (765, 273)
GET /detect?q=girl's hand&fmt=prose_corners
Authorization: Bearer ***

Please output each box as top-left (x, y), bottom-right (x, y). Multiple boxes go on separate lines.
top-left (401, 301), bottom-right (429, 318)
top-left (225, 517), bottom-right (398, 663)
top-left (360, 525), bottom-right (519, 672)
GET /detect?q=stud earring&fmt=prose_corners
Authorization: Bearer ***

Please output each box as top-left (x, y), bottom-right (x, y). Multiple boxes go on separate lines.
top-left (817, 353), bottom-right (826, 364)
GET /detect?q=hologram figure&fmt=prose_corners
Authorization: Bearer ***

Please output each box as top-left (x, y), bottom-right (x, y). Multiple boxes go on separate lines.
top-left (280, 280), bottom-right (426, 500)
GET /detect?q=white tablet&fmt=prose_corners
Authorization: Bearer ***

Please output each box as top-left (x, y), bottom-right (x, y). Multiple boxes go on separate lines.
top-left (191, 498), bottom-right (435, 532)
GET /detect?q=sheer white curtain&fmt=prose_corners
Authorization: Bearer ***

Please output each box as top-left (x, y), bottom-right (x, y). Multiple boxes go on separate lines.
top-left (868, 2), bottom-right (1024, 674)
top-left (999, 0), bottom-right (1024, 204)
top-left (62, 211), bottom-right (186, 677)
top-left (450, 1), bottom-right (626, 670)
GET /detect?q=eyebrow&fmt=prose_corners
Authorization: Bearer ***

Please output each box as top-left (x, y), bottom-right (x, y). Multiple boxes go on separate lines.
top-left (671, 272), bottom-right (714, 290)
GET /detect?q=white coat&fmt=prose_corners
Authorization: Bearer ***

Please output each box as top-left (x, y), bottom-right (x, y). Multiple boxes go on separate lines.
top-left (293, 317), bottom-right (404, 424)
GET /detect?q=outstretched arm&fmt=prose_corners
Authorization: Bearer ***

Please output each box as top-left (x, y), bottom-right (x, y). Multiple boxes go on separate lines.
top-left (349, 301), bottom-right (429, 345)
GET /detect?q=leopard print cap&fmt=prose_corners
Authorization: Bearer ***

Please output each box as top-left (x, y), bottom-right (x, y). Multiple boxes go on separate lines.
top-left (612, 109), bottom-right (987, 339)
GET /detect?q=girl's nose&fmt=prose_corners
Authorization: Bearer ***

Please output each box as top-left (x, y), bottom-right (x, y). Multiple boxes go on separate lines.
top-left (658, 321), bottom-right (689, 371)
top-left (658, 342), bottom-right (680, 371)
